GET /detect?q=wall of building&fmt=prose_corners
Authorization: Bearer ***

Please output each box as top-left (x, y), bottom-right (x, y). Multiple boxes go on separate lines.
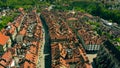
top-left (7, 39), bottom-right (11, 48)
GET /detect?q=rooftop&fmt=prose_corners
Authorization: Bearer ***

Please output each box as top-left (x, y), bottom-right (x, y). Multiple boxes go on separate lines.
top-left (0, 50), bottom-right (13, 67)
top-left (0, 32), bottom-right (9, 46)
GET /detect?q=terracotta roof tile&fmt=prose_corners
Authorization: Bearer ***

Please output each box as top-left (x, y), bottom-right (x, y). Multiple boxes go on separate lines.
top-left (58, 43), bottom-right (63, 51)
top-left (32, 41), bottom-right (38, 45)
top-left (15, 22), bottom-right (20, 27)
top-left (23, 61), bottom-right (35, 68)
top-left (84, 63), bottom-right (92, 68)
top-left (0, 66), bottom-right (4, 68)
top-left (2, 51), bottom-right (12, 62)
top-left (29, 45), bottom-right (37, 55)
top-left (0, 32), bottom-right (9, 46)
top-left (65, 57), bottom-right (80, 63)
top-left (0, 50), bottom-right (12, 66)
top-left (0, 60), bottom-right (6, 67)
top-left (60, 49), bottom-right (67, 58)
top-left (25, 53), bottom-right (37, 64)
top-left (9, 25), bottom-right (16, 34)
top-left (60, 57), bottom-right (69, 68)
top-left (67, 17), bottom-right (78, 20)
top-left (19, 28), bottom-right (26, 35)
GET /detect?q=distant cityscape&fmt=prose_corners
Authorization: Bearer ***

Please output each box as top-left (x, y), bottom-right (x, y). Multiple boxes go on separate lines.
top-left (0, 0), bottom-right (120, 68)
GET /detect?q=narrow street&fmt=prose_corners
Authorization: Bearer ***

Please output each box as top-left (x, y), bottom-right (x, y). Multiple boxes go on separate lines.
top-left (0, 0), bottom-right (120, 68)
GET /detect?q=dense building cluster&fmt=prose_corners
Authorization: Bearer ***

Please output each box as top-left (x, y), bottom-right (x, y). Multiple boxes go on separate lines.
top-left (41, 10), bottom-right (74, 42)
top-left (0, 11), bottom-right (24, 55)
top-left (0, 4), bottom-right (120, 68)
top-left (45, 10), bottom-right (103, 53)
top-left (0, 8), bottom-right (43, 68)
top-left (41, 10), bottom-right (92, 68)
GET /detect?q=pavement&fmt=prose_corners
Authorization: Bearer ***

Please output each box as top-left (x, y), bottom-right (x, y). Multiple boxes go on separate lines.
top-left (86, 54), bottom-right (97, 63)
top-left (37, 18), bottom-right (46, 68)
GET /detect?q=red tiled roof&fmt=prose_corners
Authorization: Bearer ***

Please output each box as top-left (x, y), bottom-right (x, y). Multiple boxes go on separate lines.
top-left (9, 25), bottom-right (16, 34)
top-left (60, 57), bottom-right (69, 68)
top-left (23, 61), bottom-right (35, 68)
top-left (23, 53), bottom-right (38, 68)
top-left (0, 66), bottom-right (4, 68)
top-left (19, 28), bottom-right (26, 35)
top-left (67, 17), bottom-right (78, 20)
top-left (32, 41), bottom-right (38, 45)
top-left (84, 63), bottom-right (92, 68)
top-left (58, 43), bottom-right (63, 51)
top-left (0, 50), bottom-right (12, 66)
top-left (60, 49), bottom-right (67, 58)
top-left (0, 60), bottom-right (6, 67)
top-left (25, 53), bottom-right (37, 64)
top-left (2, 51), bottom-right (12, 62)
top-left (0, 32), bottom-right (9, 46)
top-left (15, 22), bottom-right (20, 27)
top-left (29, 45), bottom-right (37, 55)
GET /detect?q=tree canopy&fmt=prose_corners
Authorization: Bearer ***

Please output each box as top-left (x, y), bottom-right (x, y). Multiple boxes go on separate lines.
top-left (70, 1), bottom-right (120, 24)
top-left (0, 0), bottom-right (39, 9)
